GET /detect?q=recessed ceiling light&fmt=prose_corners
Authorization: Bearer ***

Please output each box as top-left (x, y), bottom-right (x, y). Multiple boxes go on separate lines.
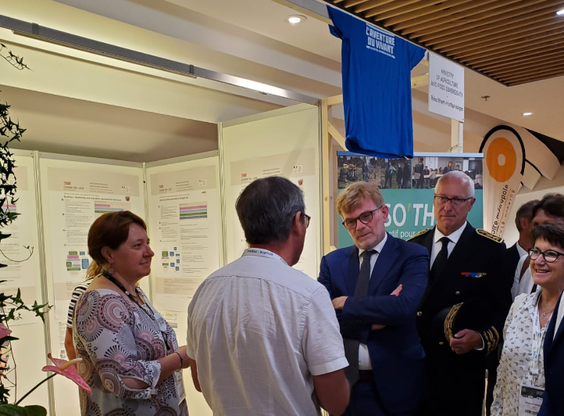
top-left (556, 9), bottom-right (564, 15)
top-left (523, 112), bottom-right (533, 116)
top-left (286, 15), bottom-right (307, 25)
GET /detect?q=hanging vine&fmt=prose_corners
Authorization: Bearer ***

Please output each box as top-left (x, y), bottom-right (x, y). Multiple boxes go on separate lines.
top-left (0, 42), bottom-right (52, 411)
top-left (0, 42), bottom-right (32, 268)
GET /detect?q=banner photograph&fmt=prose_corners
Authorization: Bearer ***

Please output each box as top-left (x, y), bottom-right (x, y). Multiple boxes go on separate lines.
top-left (337, 152), bottom-right (484, 247)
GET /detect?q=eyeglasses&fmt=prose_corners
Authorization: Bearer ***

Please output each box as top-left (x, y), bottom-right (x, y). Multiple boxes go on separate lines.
top-left (434, 194), bottom-right (474, 206)
top-left (302, 213), bottom-right (311, 229)
top-left (342, 206), bottom-right (383, 230)
top-left (528, 247), bottom-right (564, 263)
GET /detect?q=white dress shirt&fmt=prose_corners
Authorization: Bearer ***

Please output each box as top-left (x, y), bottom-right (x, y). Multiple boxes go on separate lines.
top-left (430, 222), bottom-right (467, 268)
top-left (516, 242), bottom-right (528, 258)
top-left (357, 233), bottom-right (388, 370)
top-left (432, 222), bottom-right (485, 350)
top-left (512, 255), bottom-right (535, 299)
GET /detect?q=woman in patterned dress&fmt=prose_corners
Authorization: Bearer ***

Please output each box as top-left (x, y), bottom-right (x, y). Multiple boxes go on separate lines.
top-left (492, 224), bottom-right (564, 416)
top-left (74, 211), bottom-right (190, 416)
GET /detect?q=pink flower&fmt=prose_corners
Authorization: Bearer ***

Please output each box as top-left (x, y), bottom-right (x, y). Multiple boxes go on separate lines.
top-left (0, 323), bottom-right (12, 339)
top-left (42, 353), bottom-right (91, 393)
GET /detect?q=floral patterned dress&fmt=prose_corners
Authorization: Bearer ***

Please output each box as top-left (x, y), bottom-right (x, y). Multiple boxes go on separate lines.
top-left (491, 290), bottom-right (550, 416)
top-left (74, 288), bottom-right (188, 416)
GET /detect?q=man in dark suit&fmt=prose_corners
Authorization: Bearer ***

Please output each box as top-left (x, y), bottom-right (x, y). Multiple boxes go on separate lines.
top-left (409, 171), bottom-right (511, 416)
top-left (396, 163), bottom-right (403, 188)
top-left (415, 158), bottom-right (425, 189)
top-left (505, 199), bottom-right (538, 279)
top-left (318, 181), bottom-right (428, 416)
top-left (540, 294), bottom-right (564, 416)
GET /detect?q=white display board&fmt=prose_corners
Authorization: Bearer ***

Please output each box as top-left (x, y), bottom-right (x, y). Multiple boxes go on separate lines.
top-left (146, 153), bottom-right (222, 416)
top-left (38, 155), bottom-right (145, 416)
top-left (428, 52), bottom-right (465, 122)
top-left (146, 154), bottom-right (222, 311)
top-left (221, 104), bottom-right (321, 279)
top-left (0, 151), bottom-right (48, 409)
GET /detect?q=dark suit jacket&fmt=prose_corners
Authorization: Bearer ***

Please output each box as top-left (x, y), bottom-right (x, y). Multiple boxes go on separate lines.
top-left (539, 294), bottom-right (564, 416)
top-left (318, 234), bottom-right (428, 415)
top-left (409, 223), bottom-right (511, 408)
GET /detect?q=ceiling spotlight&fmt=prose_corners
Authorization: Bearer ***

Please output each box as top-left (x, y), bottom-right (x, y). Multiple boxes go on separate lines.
top-left (557, 9), bottom-right (564, 15)
top-left (286, 15), bottom-right (307, 25)
top-left (523, 112), bottom-right (533, 116)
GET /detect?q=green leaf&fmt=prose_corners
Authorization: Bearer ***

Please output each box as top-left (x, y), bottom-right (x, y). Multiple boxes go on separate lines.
top-left (0, 404), bottom-right (46, 416)
top-left (22, 406), bottom-right (46, 416)
top-left (0, 404), bottom-right (26, 415)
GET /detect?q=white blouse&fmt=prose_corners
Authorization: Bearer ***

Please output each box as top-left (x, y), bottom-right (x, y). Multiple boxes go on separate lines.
top-left (492, 290), bottom-right (551, 416)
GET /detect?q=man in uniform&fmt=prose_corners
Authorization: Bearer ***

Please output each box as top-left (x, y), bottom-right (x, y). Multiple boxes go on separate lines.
top-left (409, 171), bottom-right (511, 416)
top-left (319, 181), bottom-right (428, 416)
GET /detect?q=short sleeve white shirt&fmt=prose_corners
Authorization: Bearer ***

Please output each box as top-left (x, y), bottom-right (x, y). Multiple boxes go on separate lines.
top-left (187, 249), bottom-right (348, 416)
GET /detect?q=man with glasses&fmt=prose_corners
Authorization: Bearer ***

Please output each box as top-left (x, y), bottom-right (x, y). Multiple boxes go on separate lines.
top-left (318, 181), bottom-right (428, 416)
top-left (187, 177), bottom-right (350, 416)
top-left (512, 193), bottom-right (564, 298)
top-left (409, 171), bottom-right (511, 416)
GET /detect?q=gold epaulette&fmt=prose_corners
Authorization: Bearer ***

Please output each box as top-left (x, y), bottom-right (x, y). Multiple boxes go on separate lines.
top-left (476, 229), bottom-right (504, 244)
top-left (409, 228), bottom-right (431, 240)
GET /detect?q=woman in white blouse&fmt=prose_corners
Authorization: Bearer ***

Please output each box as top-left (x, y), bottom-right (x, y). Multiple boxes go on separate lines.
top-left (492, 224), bottom-right (564, 416)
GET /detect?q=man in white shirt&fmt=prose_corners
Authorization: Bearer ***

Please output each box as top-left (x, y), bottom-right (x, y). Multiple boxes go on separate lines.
top-left (186, 176), bottom-right (349, 416)
top-left (512, 194), bottom-right (564, 298)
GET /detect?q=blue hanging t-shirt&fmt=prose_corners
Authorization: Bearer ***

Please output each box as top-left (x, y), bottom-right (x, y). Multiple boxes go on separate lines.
top-left (328, 6), bottom-right (425, 158)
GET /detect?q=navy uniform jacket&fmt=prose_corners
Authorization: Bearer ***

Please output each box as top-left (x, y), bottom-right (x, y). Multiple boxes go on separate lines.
top-left (318, 234), bottom-right (428, 415)
top-left (539, 294), bottom-right (564, 416)
top-left (410, 223), bottom-right (510, 355)
top-left (409, 223), bottom-right (511, 414)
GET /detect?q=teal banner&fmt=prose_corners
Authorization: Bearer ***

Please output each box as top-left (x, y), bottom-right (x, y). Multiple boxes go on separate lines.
top-left (337, 152), bottom-right (484, 248)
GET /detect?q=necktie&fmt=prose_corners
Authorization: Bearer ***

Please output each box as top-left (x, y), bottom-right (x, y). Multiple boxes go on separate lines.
top-left (430, 237), bottom-right (449, 282)
top-left (344, 250), bottom-right (375, 386)
top-left (354, 250), bottom-right (375, 296)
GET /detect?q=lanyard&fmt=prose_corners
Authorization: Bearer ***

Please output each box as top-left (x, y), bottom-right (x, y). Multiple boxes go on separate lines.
top-left (531, 304), bottom-right (549, 378)
top-left (243, 248), bottom-right (287, 265)
top-left (102, 269), bottom-right (139, 303)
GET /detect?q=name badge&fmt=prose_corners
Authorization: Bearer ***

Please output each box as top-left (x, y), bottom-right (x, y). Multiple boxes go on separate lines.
top-left (518, 384), bottom-right (544, 416)
top-left (174, 370), bottom-right (186, 403)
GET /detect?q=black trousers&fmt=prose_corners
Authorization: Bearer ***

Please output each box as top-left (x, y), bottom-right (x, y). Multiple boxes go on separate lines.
top-left (421, 351), bottom-right (486, 416)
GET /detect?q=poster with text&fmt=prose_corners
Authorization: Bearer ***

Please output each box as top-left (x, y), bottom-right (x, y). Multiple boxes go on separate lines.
top-left (221, 105), bottom-right (321, 281)
top-left (40, 159), bottom-right (145, 330)
top-left (229, 148), bottom-right (318, 278)
top-left (147, 157), bottom-right (222, 312)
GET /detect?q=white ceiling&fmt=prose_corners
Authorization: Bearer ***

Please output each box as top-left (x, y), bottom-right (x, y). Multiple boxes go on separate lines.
top-left (1, 0), bottom-right (563, 162)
